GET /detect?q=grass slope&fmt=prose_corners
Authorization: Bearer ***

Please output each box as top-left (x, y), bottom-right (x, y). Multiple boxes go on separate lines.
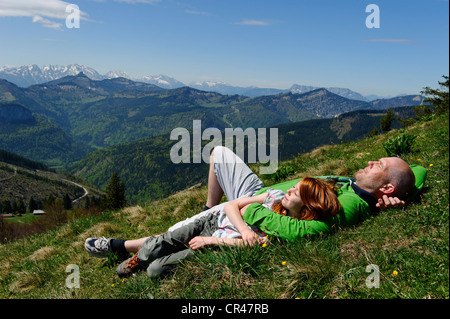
top-left (0, 114), bottom-right (448, 299)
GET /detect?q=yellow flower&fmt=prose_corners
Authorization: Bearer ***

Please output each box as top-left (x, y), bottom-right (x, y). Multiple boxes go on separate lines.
top-left (262, 243), bottom-right (267, 248)
top-left (111, 284), bottom-right (115, 287)
top-left (281, 261), bottom-right (287, 266)
top-left (392, 270), bottom-right (398, 276)
top-left (429, 164), bottom-right (434, 167)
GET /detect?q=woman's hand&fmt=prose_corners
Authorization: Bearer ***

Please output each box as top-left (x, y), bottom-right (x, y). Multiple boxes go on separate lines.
top-left (241, 229), bottom-right (264, 246)
top-left (189, 236), bottom-right (213, 250)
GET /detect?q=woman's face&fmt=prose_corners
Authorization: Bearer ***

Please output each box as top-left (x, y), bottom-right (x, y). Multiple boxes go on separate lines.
top-left (282, 182), bottom-right (303, 214)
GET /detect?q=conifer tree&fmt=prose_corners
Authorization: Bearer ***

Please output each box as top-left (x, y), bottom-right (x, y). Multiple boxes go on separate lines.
top-left (28, 197), bottom-right (38, 213)
top-left (380, 108), bottom-right (396, 132)
top-left (105, 172), bottom-right (126, 210)
top-left (421, 75), bottom-right (449, 115)
top-left (63, 194), bottom-right (72, 210)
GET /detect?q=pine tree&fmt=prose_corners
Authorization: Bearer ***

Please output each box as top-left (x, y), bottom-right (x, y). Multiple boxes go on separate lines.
top-left (16, 199), bottom-right (25, 214)
top-left (380, 108), bottom-right (397, 132)
top-left (63, 194), bottom-right (72, 210)
top-left (105, 172), bottom-right (126, 210)
top-left (28, 197), bottom-right (38, 214)
top-left (2, 201), bottom-right (12, 214)
top-left (421, 75), bottom-right (449, 115)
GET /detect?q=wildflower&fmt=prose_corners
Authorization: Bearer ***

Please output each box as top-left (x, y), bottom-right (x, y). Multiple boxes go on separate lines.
top-left (111, 283), bottom-right (115, 287)
top-left (429, 164), bottom-right (434, 167)
top-left (262, 243), bottom-right (267, 248)
top-left (281, 261), bottom-right (287, 266)
top-left (392, 270), bottom-right (398, 276)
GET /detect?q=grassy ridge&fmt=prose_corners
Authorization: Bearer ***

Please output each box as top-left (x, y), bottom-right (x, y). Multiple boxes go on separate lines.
top-left (0, 114), bottom-right (448, 299)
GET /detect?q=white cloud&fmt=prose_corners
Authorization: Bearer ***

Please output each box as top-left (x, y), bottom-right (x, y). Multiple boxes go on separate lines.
top-left (236, 19), bottom-right (271, 26)
top-left (0, 0), bottom-right (88, 30)
top-left (185, 9), bottom-right (212, 16)
top-left (32, 15), bottom-right (63, 30)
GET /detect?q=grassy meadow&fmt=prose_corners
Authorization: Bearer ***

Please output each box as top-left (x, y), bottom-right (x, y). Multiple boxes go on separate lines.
top-left (0, 113), bottom-right (448, 299)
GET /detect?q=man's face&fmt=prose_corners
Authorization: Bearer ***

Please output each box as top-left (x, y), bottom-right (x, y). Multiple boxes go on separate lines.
top-left (354, 158), bottom-right (394, 191)
top-left (355, 156), bottom-right (414, 197)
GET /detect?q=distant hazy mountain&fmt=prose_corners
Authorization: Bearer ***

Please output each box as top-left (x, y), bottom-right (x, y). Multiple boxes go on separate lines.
top-left (188, 82), bottom-right (390, 101)
top-left (289, 84), bottom-right (369, 101)
top-left (104, 70), bottom-right (185, 89)
top-left (136, 74), bottom-right (185, 89)
top-left (1, 64), bottom-right (396, 100)
top-left (369, 95), bottom-right (425, 110)
top-left (189, 81), bottom-right (287, 97)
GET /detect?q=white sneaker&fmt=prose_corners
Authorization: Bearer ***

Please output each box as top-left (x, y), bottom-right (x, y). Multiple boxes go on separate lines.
top-left (84, 237), bottom-right (113, 258)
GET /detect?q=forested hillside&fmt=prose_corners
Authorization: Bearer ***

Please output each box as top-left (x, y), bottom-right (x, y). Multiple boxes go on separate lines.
top-left (0, 106), bottom-right (91, 167)
top-left (0, 148), bottom-right (101, 213)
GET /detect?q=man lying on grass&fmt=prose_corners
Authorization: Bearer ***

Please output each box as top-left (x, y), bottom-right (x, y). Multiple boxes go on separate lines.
top-left (85, 146), bottom-right (424, 278)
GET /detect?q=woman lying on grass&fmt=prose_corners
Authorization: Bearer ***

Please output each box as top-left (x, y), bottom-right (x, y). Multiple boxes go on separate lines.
top-left (85, 176), bottom-right (341, 278)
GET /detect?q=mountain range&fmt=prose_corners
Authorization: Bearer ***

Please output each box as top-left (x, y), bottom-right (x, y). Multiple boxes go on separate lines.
top-left (0, 72), bottom-right (424, 153)
top-left (1, 64), bottom-right (394, 100)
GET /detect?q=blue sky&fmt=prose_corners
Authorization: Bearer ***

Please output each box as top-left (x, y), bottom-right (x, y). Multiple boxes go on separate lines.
top-left (0, 0), bottom-right (448, 96)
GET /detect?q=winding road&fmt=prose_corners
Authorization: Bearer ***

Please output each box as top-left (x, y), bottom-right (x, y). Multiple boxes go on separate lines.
top-left (62, 179), bottom-right (89, 203)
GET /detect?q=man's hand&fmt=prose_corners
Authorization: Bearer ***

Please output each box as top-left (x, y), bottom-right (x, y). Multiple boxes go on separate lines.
top-left (376, 195), bottom-right (405, 210)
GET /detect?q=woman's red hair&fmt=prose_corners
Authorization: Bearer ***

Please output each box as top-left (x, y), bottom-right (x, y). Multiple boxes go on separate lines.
top-left (273, 177), bottom-right (341, 221)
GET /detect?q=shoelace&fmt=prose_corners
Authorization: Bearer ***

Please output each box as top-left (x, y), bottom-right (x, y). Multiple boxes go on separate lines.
top-left (94, 237), bottom-right (108, 249)
top-left (126, 254), bottom-right (141, 270)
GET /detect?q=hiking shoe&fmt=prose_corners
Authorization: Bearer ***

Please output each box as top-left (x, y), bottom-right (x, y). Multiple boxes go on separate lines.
top-left (84, 237), bottom-right (113, 258)
top-left (116, 254), bottom-right (145, 278)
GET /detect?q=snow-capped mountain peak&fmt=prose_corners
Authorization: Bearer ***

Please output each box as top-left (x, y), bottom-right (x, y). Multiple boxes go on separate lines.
top-left (104, 70), bottom-right (132, 79)
top-left (0, 64), bottom-right (186, 89)
top-left (0, 64), bottom-right (103, 87)
top-left (136, 74), bottom-right (185, 89)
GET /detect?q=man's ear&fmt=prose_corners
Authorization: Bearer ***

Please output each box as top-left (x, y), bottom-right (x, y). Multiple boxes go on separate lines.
top-left (379, 183), bottom-right (395, 195)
